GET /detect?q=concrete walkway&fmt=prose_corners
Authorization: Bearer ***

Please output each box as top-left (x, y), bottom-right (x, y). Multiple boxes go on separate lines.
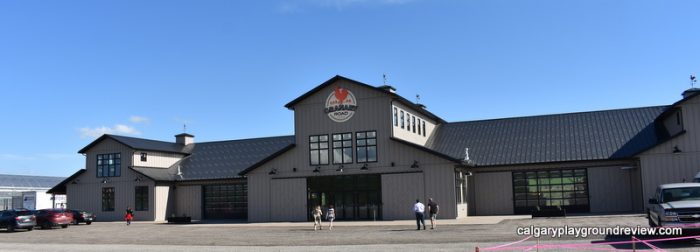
top-left (168, 215), bottom-right (532, 227)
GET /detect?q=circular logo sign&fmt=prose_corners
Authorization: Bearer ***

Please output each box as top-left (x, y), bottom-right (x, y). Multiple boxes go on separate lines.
top-left (324, 87), bottom-right (358, 122)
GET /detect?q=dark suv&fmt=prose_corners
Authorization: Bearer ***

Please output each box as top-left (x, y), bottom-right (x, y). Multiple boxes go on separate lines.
top-left (0, 209), bottom-right (36, 232)
top-left (35, 209), bottom-right (73, 229)
top-left (68, 209), bottom-right (95, 225)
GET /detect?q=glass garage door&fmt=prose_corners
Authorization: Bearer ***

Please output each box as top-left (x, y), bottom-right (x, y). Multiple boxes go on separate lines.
top-left (203, 184), bottom-right (247, 219)
top-left (512, 169), bottom-right (590, 214)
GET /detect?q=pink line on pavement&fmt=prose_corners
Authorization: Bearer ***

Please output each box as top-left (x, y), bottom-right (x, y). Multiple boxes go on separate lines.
top-left (480, 235), bottom-right (700, 251)
top-left (480, 236), bottom-right (532, 251)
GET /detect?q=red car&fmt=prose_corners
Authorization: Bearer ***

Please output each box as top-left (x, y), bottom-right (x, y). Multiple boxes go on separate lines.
top-left (34, 209), bottom-right (73, 229)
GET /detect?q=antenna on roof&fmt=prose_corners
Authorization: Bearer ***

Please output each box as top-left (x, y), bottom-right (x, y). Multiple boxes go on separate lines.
top-left (183, 124), bottom-right (187, 133)
top-left (383, 74), bottom-right (387, 85)
top-left (416, 94), bottom-right (421, 104)
top-left (691, 74), bottom-right (697, 88)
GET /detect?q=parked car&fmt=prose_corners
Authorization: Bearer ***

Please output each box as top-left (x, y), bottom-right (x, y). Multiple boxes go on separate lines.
top-left (34, 209), bottom-right (73, 229)
top-left (68, 209), bottom-right (95, 225)
top-left (693, 171), bottom-right (700, 182)
top-left (0, 209), bottom-right (36, 232)
top-left (648, 183), bottom-right (700, 229)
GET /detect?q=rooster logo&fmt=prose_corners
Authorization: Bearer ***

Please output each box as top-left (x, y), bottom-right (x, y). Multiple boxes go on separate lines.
top-left (325, 86), bottom-right (357, 122)
top-left (334, 87), bottom-right (349, 104)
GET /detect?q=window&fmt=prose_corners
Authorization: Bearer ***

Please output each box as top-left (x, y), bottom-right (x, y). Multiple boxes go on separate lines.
top-left (406, 113), bottom-right (411, 131)
top-left (512, 169), bottom-right (589, 214)
top-left (97, 153), bottom-right (121, 177)
top-left (356, 131), bottom-right (377, 163)
top-left (417, 118), bottom-right (421, 135)
top-left (412, 116), bottom-right (416, 133)
top-left (140, 152), bottom-right (147, 162)
top-left (400, 111), bottom-right (405, 129)
top-left (393, 108), bottom-right (398, 127)
top-left (203, 184), bottom-right (247, 219)
top-left (309, 135), bottom-right (329, 165)
top-left (676, 112), bottom-right (682, 126)
top-left (102, 187), bottom-right (115, 211)
top-left (332, 133), bottom-right (353, 164)
top-left (135, 186), bottom-right (148, 211)
top-left (422, 121), bottom-right (426, 137)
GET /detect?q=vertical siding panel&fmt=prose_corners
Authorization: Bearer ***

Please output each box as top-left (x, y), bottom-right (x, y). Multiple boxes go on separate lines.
top-left (174, 185), bottom-right (201, 220)
top-left (270, 178), bottom-right (306, 221)
top-left (588, 166), bottom-right (633, 213)
top-left (381, 173), bottom-right (425, 220)
top-left (474, 172), bottom-right (513, 215)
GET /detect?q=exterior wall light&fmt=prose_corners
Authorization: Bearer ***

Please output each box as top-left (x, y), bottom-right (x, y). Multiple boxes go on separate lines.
top-left (101, 178), bottom-right (109, 184)
top-left (410, 160), bottom-right (420, 169)
top-left (336, 165), bottom-right (344, 172)
top-left (673, 146), bottom-right (682, 154)
top-left (313, 167), bottom-right (321, 173)
top-left (268, 169), bottom-right (278, 175)
top-left (360, 164), bottom-right (369, 170)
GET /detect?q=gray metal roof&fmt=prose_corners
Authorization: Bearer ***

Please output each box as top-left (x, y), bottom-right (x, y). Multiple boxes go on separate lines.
top-left (132, 136), bottom-right (295, 181)
top-left (425, 106), bottom-right (668, 166)
top-left (79, 134), bottom-right (193, 154)
top-left (0, 174), bottom-right (66, 189)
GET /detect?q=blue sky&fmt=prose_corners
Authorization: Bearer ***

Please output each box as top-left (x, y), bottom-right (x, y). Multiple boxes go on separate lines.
top-left (1, 0), bottom-right (698, 177)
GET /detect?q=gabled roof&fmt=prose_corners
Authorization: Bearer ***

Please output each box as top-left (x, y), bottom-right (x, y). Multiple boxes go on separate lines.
top-left (285, 75), bottom-right (446, 124)
top-left (0, 174), bottom-right (67, 189)
top-left (132, 136), bottom-right (295, 181)
top-left (78, 134), bottom-right (192, 154)
top-left (47, 169), bottom-right (85, 194)
top-left (425, 106), bottom-right (668, 166)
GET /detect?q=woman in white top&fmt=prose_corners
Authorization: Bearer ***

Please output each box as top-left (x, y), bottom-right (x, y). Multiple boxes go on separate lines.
top-left (312, 205), bottom-right (323, 231)
top-left (326, 205), bottom-right (336, 230)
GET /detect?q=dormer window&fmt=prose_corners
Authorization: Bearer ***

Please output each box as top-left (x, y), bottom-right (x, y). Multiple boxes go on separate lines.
top-left (393, 108), bottom-right (398, 127)
top-left (140, 152), bottom-right (147, 162)
top-left (400, 111), bottom-right (405, 129)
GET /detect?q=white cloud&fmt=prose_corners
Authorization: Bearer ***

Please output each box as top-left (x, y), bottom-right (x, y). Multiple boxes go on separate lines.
top-left (79, 124), bottom-right (141, 138)
top-left (129, 116), bottom-right (150, 124)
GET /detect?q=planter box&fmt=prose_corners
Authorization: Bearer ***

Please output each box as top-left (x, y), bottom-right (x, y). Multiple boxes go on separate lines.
top-left (167, 216), bottom-right (191, 223)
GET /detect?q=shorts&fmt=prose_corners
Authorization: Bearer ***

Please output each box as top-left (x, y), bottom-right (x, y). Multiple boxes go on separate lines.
top-left (429, 213), bottom-right (437, 220)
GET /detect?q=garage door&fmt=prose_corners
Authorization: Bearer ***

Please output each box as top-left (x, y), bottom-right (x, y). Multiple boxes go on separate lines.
top-left (203, 184), bottom-right (247, 219)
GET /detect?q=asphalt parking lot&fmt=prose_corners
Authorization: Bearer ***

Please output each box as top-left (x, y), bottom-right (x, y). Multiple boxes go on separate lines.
top-left (1, 215), bottom-right (699, 251)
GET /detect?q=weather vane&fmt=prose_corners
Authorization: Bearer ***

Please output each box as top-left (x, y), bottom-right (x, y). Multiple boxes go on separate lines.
top-left (416, 94), bottom-right (421, 104)
top-left (383, 74), bottom-right (387, 85)
top-left (692, 74), bottom-right (697, 88)
top-left (183, 124), bottom-right (187, 133)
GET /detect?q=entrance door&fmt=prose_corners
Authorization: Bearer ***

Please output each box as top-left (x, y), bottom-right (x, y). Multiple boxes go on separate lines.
top-left (307, 174), bottom-right (381, 220)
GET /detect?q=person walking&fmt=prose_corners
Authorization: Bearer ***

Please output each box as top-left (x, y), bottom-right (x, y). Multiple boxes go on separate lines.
top-left (326, 205), bottom-right (336, 230)
top-left (125, 207), bottom-right (134, 226)
top-left (427, 198), bottom-right (439, 229)
top-left (413, 199), bottom-right (426, 230)
top-left (312, 205), bottom-right (323, 231)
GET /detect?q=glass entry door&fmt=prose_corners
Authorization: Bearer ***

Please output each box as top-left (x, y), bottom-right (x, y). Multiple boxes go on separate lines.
top-left (307, 174), bottom-right (381, 220)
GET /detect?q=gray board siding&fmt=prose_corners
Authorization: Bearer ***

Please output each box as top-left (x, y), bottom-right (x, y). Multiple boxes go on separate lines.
top-left (426, 106), bottom-right (668, 166)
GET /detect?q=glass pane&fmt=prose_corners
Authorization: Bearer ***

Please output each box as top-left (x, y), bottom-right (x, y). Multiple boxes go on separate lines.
top-left (333, 141), bottom-right (342, 148)
top-left (367, 146), bottom-right (377, 162)
top-left (367, 139), bottom-right (376, 145)
top-left (343, 133), bottom-right (351, 139)
top-left (528, 186), bottom-right (538, 193)
top-left (367, 131), bottom-right (376, 138)
top-left (310, 143), bottom-right (319, 149)
top-left (320, 135), bottom-right (328, 141)
top-left (319, 150), bottom-right (329, 164)
top-left (333, 149), bottom-right (342, 164)
top-left (319, 142), bottom-right (328, 149)
top-left (343, 140), bottom-right (351, 147)
top-left (514, 193), bottom-right (527, 200)
top-left (514, 186), bottom-right (527, 193)
top-left (310, 136), bottom-right (318, 142)
top-left (562, 177), bottom-right (574, 184)
top-left (310, 150), bottom-right (319, 165)
top-left (356, 132), bottom-right (366, 139)
top-left (357, 147), bottom-right (367, 162)
top-left (539, 185), bottom-right (550, 192)
top-left (333, 134), bottom-right (341, 140)
top-left (357, 139), bottom-right (366, 146)
top-left (343, 148), bottom-right (352, 163)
